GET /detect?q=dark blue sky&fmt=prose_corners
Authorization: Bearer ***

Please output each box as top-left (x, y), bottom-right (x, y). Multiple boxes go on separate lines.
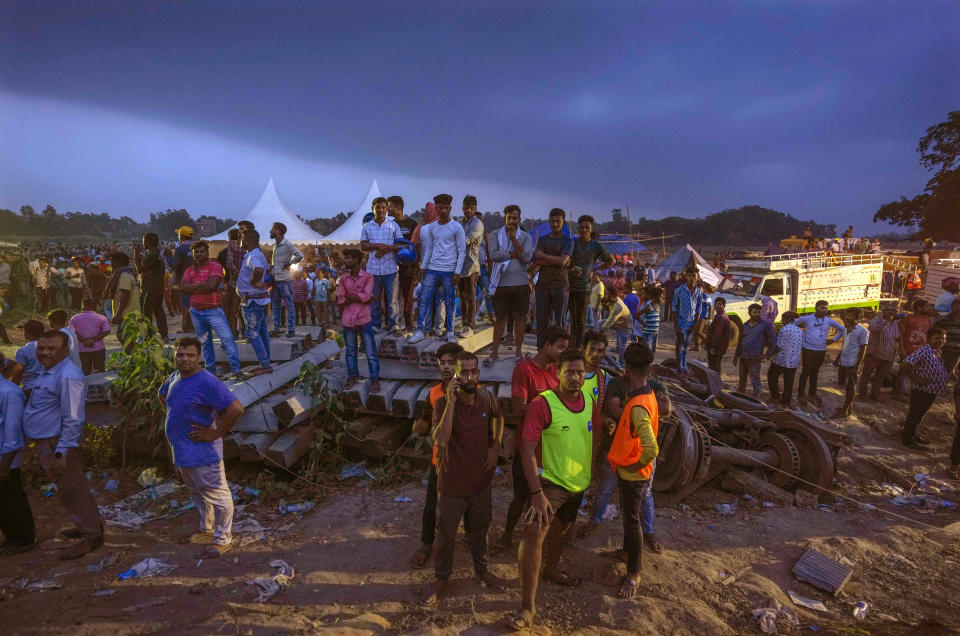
top-left (1, 1), bottom-right (957, 230)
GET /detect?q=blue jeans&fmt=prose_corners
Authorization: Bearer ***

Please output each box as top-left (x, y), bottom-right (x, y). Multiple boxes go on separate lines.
top-left (675, 325), bottom-right (694, 371)
top-left (591, 460), bottom-right (655, 534)
top-left (417, 270), bottom-right (456, 333)
top-left (643, 330), bottom-right (659, 354)
top-left (371, 272), bottom-right (398, 331)
top-left (615, 328), bottom-right (631, 368)
top-left (190, 307), bottom-right (241, 373)
top-left (343, 322), bottom-right (380, 380)
top-left (271, 280), bottom-right (296, 333)
top-left (242, 302), bottom-right (272, 368)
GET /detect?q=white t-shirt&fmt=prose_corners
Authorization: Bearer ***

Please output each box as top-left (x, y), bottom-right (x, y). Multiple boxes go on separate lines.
top-left (420, 221), bottom-right (466, 273)
top-left (839, 324), bottom-right (869, 367)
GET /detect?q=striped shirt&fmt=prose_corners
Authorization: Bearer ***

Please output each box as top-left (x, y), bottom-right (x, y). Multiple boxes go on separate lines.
top-left (904, 345), bottom-right (948, 395)
top-left (361, 219), bottom-right (403, 275)
top-left (639, 300), bottom-right (660, 334)
top-left (866, 316), bottom-right (900, 362)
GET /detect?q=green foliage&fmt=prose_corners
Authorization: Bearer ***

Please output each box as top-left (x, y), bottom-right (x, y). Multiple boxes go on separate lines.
top-left (108, 312), bottom-right (174, 441)
top-left (875, 111), bottom-right (960, 241)
top-left (296, 361), bottom-right (350, 451)
top-left (82, 422), bottom-right (118, 468)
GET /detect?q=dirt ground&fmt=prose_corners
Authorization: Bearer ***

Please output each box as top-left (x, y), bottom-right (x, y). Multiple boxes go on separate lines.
top-left (2, 323), bottom-right (960, 634)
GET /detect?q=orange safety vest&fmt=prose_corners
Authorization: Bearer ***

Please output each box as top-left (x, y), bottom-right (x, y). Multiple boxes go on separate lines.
top-left (606, 391), bottom-right (659, 480)
top-left (429, 383), bottom-right (444, 466)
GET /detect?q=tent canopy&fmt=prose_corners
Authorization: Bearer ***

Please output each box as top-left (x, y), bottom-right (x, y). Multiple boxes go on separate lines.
top-left (654, 243), bottom-right (722, 287)
top-left (527, 220), bottom-right (571, 245)
top-left (598, 233), bottom-right (650, 256)
top-left (205, 178), bottom-right (325, 243)
top-left (316, 180), bottom-right (383, 245)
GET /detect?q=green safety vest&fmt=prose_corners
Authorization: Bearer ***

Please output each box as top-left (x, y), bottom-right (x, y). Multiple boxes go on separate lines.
top-left (540, 389), bottom-right (594, 493)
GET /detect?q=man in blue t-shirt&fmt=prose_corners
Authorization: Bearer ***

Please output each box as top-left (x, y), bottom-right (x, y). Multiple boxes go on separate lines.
top-left (159, 337), bottom-right (244, 556)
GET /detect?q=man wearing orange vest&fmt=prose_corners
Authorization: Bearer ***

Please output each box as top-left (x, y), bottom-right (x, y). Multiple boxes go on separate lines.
top-left (607, 341), bottom-right (660, 599)
top-left (502, 349), bottom-right (593, 631)
top-left (411, 342), bottom-right (464, 568)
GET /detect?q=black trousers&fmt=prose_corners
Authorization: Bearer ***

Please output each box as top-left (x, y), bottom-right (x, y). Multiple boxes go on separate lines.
top-left (457, 273), bottom-right (478, 329)
top-left (569, 289), bottom-right (589, 349)
top-left (421, 465), bottom-right (438, 545)
top-left (618, 476), bottom-right (651, 574)
top-left (768, 363), bottom-right (797, 403)
top-left (0, 467), bottom-right (37, 547)
top-left (902, 389), bottom-right (937, 444)
top-left (797, 349), bottom-right (826, 396)
top-left (435, 484), bottom-right (492, 580)
top-left (141, 290), bottom-right (168, 339)
top-left (707, 352), bottom-right (724, 372)
top-left (69, 287), bottom-right (84, 310)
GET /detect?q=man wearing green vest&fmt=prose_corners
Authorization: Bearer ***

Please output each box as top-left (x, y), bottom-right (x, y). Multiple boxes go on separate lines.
top-left (503, 349), bottom-right (594, 631)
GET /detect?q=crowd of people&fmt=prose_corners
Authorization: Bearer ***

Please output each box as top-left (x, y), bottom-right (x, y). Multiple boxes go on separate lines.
top-left (3, 196), bottom-right (960, 630)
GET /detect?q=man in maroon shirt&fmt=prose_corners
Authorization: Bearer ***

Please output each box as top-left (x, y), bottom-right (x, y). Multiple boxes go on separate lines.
top-left (421, 352), bottom-right (504, 604)
top-left (705, 297), bottom-right (732, 372)
top-left (491, 325), bottom-right (570, 555)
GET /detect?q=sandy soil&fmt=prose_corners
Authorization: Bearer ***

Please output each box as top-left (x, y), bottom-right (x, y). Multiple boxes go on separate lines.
top-left (2, 326), bottom-right (960, 634)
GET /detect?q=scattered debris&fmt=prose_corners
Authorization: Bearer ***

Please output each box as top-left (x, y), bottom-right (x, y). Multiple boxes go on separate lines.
top-left (601, 503), bottom-right (618, 521)
top-left (915, 473), bottom-right (955, 493)
top-left (891, 494), bottom-right (956, 509)
top-left (86, 553), bottom-right (120, 573)
top-left (277, 500), bottom-right (315, 515)
top-left (853, 601), bottom-right (869, 620)
top-left (721, 470), bottom-right (794, 506)
top-left (788, 590), bottom-right (829, 612)
top-left (793, 489), bottom-right (819, 509)
top-left (40, 483), bottom-right (57, 498)
top-left (121, 596), bottom-right (172, 613)
top-left (98, 480), bottom-right (185, 530)
top-left (714, 502), bottom-right (738, 515)
top-left (249, 559), bottom-right (295, 602)
top-left (394, 496), bottom-right (413, 503)
top-left (753, 599), bottom-right (799, 634)
top-left (104, 479), bottom-right (119, 491)
top-left (137, 468), bottom-right (161, 487)
top-left (25, 580), bottom-right (61, 592)
top-left (792, 548), bottom-right (853, 595)
top-left (232, 516), bottom-right (268, 546)
top-left (339, 461), bottom-right (375, 481)
top-left (117, 557), bottom-right (177, 580)
top-left (91, 589), bottom-right (117, 597)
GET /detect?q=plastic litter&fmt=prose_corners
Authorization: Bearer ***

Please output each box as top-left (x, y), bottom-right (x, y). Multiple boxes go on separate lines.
top-left (394, 496), bottom-right (413, 503)
top-left (277, 500), bottom-right (315, 515)
top-left (25, 579), bottom-right (62, 591)
top-left (494, 466), bottom-right (502, 475)
top-left (104, 480), bottom-right (119, 491)
top-left (232, 517), bottom-right (267, 546)
top-left (753, 600), bottom-right (799, 633)
top-left (788, 590), bottom-right (828, 612)
top-left (40, 483), bottom-right (57, 497)
top-left (121, 596), bottom-right (171, 613)
top-left (762, 501), bottom-right (776, 508)
top-left (136, 467), bottom-right (161, 488)
top-left (91, 589), bottom-right (117, 597)
top-left (915, 473), bottom-right (955, 493)
top-left (601, 503), bottom-right (618, 521)
top-left (86, 553), bottom-right (119, 573)
top-left (146, 482), bottom-right (177, 500)
top-left (117, 557), bottom-right (177, 580)
top-left (249, 559), bottom-right (295, 602)
top-left (243, 487), bottom-right (261, 497)
top-left (891, 494), bottom-right (956, 509)
top-left (853, 601), bottom-right (869, 620)
top-left (339, 461), bottom-right (375, 481)
top-left (714, 502), bottom-right (738, 515)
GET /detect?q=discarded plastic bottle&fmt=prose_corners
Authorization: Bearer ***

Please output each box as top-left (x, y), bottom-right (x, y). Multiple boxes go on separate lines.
top-left (40, 483), bottom-right (57, 498)
top-left (853, 601), bottom-right (869, 620)
top-left (394, 496), bottom-right (413, 503)
top-left (242, 487), bottom-right (261, 497)
top-left (278, 501), bottom-right (315, 515)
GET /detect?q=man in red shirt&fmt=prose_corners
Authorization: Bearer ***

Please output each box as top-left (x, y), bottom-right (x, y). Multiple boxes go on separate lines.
top-left (179, 241), bottom-right (242, 377)
top-left (411, 341), bottom-right (463, 569)
top-left (422, 351), bottom-right (504, 604)
top-left (491, 325), bottom-right (570, 555)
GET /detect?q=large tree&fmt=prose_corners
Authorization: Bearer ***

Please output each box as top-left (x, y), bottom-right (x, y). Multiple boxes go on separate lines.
top-left (874, 111), bottom-right (960, 240)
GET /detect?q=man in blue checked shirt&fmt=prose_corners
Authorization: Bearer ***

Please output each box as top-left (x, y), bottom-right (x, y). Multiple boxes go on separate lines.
top-left (360, 196), bottom-right (403, 335)
top-left (22, 329), bottom-right (104, 559)
top-left (671, 268), bottom-right (709, 372)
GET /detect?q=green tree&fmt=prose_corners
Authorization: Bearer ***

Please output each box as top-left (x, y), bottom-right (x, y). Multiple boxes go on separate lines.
top-left (149, 209), bottom-right (195, 240)
top-left (874, 111), bottom-right (960, 240)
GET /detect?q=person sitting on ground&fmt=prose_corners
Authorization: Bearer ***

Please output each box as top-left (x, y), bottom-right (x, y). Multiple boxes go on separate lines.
top-left (831, 308), bottom-right (869, 419)
top-left (411, 341), bottom-right (464, 569)
top-left (606, 341), bottom-right (661, 598)
top-left (338, 249), bottom-right (381, 392)
top-left (159, 337), bottom-right (244, 557)
top-left (422, 351), bottom-right (504, 605)
top-left (502, 349), bottom-right (594, 631)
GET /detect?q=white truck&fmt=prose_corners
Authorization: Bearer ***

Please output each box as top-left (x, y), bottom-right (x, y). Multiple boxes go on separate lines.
top-left (709, 252), bottom-right (888, 340)
top-left (921, 258), bottom-right (960, 308)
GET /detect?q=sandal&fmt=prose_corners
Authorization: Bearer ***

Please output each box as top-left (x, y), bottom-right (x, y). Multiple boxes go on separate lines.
top-left (544, 569), bottom-right (582, 588)
top-left (949, 464), bottom-right (960, 480)
top-left (500, 608), bottom-right (535, 631)
top-left (343, 377), bottom-right (358, 390)
top-left (618, 576), bottom-right (639, 598)
top-left (411, 543), bottom-right (432, 569)
top-left (199, 542), bottom-right (232, 558)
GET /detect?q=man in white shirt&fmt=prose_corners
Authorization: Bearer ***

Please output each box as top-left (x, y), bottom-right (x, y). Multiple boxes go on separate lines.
top-left (457, 195), bottom-right (484, 338)
top-left (794, 300), bottom-right (846, 407)
top-left (409, 194), bottom-right (466, 344)
top-left (360, 197), bottom-right (403, 335)
top-left (269, 222), bottom-right (304, 338)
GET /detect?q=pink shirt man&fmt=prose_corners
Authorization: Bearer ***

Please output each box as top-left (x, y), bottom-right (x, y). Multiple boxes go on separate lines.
top-left (337, 270), bottom-right (374, 328)
top-left (69, 310), bottom-right (111, 352)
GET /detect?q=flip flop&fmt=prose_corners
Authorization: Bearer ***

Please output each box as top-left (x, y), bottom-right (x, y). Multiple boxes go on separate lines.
top-left (500, 609), bottom-right (535, 631)
top-left (618, 576), bottom-right (639, 598)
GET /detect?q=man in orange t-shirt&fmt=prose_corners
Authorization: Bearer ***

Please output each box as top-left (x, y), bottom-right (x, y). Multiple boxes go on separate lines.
top-left (410, 342), bottom-right (463, 568)
top-left (895, 299), bottom-right (933, 399)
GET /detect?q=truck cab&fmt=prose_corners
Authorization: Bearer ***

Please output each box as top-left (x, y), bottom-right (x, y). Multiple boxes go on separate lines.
top-left (715, 271), bottom-right (792, 325)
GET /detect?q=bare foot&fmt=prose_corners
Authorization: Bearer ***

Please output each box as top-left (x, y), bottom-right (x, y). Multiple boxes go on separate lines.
top-left (421, 579), bottom-right (448, 606)
top-left (618, 575), bottom-right (639, 598)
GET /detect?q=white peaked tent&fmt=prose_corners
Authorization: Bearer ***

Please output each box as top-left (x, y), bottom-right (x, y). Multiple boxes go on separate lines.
top-left (317, 179), bottom-right (383, 245)
top-left (205, 178), bottom-right (325, 243)
top-left (654, 243), bottom-right (723, 287)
